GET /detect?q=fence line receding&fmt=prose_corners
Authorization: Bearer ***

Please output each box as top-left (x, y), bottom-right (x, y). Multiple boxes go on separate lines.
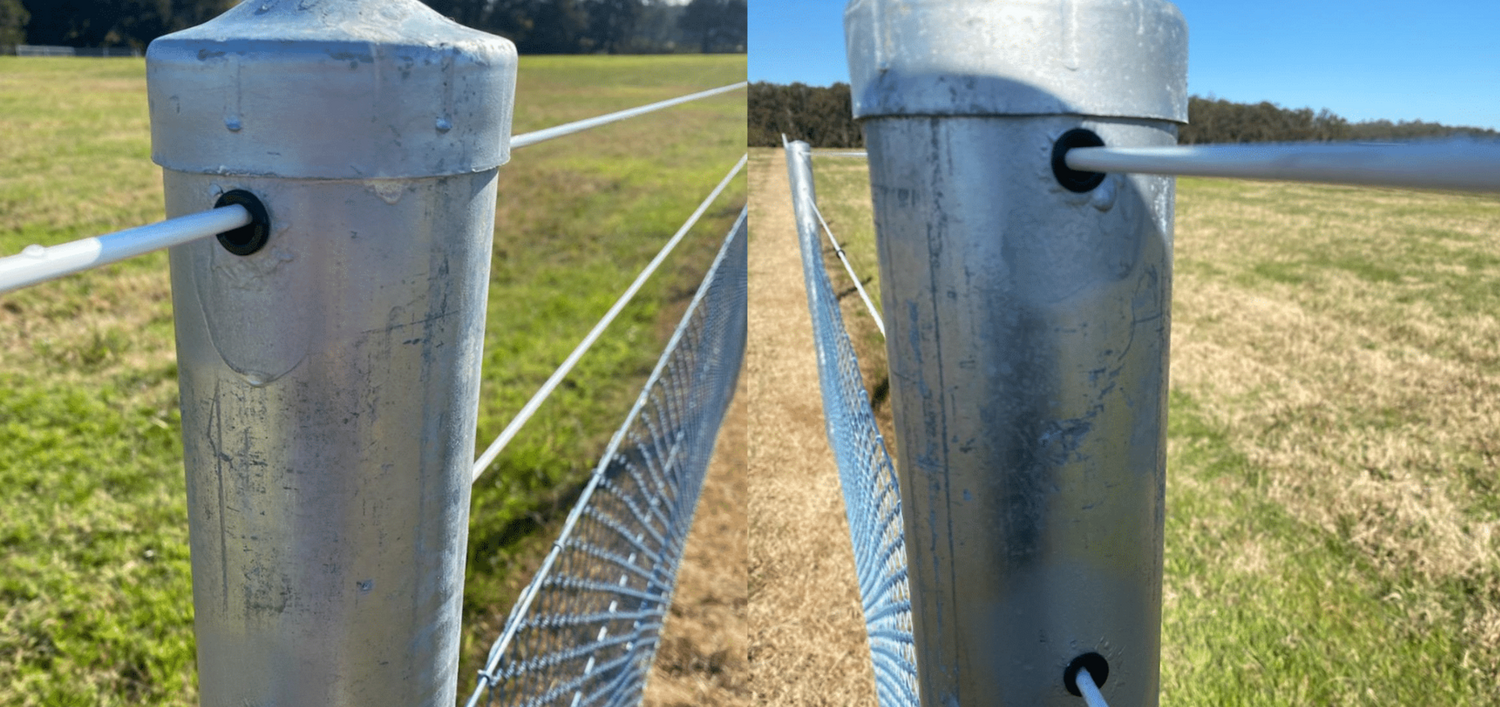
top-left (785, 140), bottom-right (918, 707)
top-left (468, 208), bottom-right (747, 707)
top-left (472, 153), bottom-right (749, 483)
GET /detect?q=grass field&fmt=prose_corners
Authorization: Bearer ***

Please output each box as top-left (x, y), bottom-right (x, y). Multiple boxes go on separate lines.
top-left (792, 147), bottom-right (1500, 705)
top-left (0, 55), bottom-right (745, 706)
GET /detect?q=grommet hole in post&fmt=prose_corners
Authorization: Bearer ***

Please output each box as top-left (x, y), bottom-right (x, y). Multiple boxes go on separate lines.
top-left (1052, 128), bottom-right (1107, 193)
top-left (214, 190), bottom-right (270, 256)
top-left (1063, 652), bottom-right (1110, 696)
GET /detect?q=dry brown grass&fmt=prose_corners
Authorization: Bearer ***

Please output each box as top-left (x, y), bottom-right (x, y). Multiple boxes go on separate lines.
top-left (788, 162), bottom-right (1500, 701)
top-left (643, 377), bottom-right (750, 706)
top-left (746, 148), bottom-right (878, 705)
top-left (1169, 180), bottom-right (1500, 682)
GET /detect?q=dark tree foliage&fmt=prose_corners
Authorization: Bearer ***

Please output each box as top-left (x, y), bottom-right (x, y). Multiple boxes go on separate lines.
top-left (631, 2), bottom-right (688, 53)
top-left (18, 0), bottom-right (234, 49)
top-left (748, 82), bottom-right (861, 148)
top-left (678, 0), bottom-right (745, 53)
top-left (1181, 96), bottom-right (1498, 144)
top-left (516, 0), bottom-right (587, 53)
top-left (7, 0), bottom-right (735, 55)
top-left (422, 0), bottom-right (491, 28)
top-left (420, 0), bottom-right (719, 55)
top-left (750, 85), bottom-right (1499, 149)
top-left (584, 0), bottom-right (639, 54)
top-left (0, 0), bottom-right (28, 48)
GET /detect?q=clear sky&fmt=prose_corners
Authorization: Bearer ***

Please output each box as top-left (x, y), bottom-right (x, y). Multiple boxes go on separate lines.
top-left (749, 0), bottom-right (1500, 130)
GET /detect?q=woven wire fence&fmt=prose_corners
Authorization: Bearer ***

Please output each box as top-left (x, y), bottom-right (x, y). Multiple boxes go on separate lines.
top-left (467, 207), bottom-right (747, 707)
top-left (788, 151), bottom-right (919, 706)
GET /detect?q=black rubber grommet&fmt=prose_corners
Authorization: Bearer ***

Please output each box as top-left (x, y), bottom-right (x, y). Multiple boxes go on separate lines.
top-left (1064, 652), bottom-right (1110, 697)
top-left (1052, 128), bottom-right (1107, 193)
top-left (214, 189), bottom-right (270, 256)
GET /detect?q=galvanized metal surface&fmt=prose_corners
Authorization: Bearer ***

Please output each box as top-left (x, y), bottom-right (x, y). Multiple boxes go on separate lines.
top-left (863, 112), bottom-right (1176, 707)
top-left (844, 0), bottom-right (1189, 122)
top-left (1067, 138), bottom-right (1500, 193)
top-left (786, 140), bottom-right (918, 707)
top-left (467, 210), bottom-right (747, 707)
top-left (148, 1), bottom-right (516, 704)
top-left (148, 0), bottom-right (516, 179)
top-left (0, 205), bottom-right (248, 295)
top-left (847, 2), bottom-right (1186, 704)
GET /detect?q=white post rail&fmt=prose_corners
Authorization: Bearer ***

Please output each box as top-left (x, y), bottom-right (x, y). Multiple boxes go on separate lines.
top-left (845, 0), bottom-right (1183, 704)
top-left (146, 1), bottom-right (516, 705)
top-left (1065, 140), bottom-right (1500, 193)
top-left (0, 205), bottom-right (250, 295)
top-left (510, 82), bottom-right (747, 149)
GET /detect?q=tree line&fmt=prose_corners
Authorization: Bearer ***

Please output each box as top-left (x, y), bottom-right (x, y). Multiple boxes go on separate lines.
top-left (0, 0), bottom-right (747, 55)
top-left (750, 82), bottom-right (1499, 148)
top-left (748, 82), bottom-right (861, 148)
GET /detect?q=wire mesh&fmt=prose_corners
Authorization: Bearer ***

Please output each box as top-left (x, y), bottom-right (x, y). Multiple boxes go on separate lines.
top-left (466, 207), bottom-right (747, 707)
top-left (789, 153), bottom-right (919, 706)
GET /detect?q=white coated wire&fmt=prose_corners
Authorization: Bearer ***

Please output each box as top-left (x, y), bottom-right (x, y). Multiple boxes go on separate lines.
top-left (470, 153), bottom-right (748, 484)
top-left (810, 200), bottom-right (885, 338)
top-left (0, 205), bottom-right (251, 295)
top-left (1066, 138), bottom-right (1500, 193)
top-left (1075, 667), bottom-right (1109, 707)
top-left (510, 82), bottom-right (747, 150)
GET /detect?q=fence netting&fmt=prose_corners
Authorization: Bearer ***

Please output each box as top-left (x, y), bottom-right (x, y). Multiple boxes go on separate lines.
top-left (790, 160), bottom-right (919, 706)
top-left (467, 207), bottom-right (747, 707)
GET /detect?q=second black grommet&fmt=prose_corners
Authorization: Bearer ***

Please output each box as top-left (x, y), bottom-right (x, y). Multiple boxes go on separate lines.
top-left (214, 189), bottom-right (271, 256)
top-left (1063, 652), bottom-right (1110, 696)
top-left (1052, 128), bottom-right (1108, 193)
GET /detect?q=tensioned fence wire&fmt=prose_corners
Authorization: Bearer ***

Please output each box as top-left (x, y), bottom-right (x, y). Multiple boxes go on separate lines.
top-left (786, 145), bottom-right (918, 706)
top-left (0, 82), bottom-right (746, 296)
top-left (817, 139), bottom-right (1500, 193)
top-left (466, 207), bottom-right (747, 707)
top-left (472, 154), bottom-right (748, 481)
top-left (808, 198), bottom-right (884, 338)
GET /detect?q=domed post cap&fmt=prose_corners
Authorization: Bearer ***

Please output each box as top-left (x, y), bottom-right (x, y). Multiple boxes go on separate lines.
top-left (844, 0), bottom-right (1189, 122)
top-left (147, 0), bottom-right (518, 180)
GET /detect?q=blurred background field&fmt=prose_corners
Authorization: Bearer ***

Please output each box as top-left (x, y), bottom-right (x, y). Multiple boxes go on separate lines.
top-left (784, 146), bottom-right (1500, 705)
top-left (0, 54), bottom-right (745, 705)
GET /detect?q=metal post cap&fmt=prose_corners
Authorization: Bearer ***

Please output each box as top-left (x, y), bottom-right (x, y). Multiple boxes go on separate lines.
top-left (844, 0), bottom-right (1189, 122)
top-left (147, 0), bottom-right (517, 179)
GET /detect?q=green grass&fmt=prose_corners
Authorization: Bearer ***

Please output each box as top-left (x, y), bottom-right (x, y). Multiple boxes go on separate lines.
top-left (1162, 390), bottom-right (1486, 705)
top-left (0, 54), bottom-right (745, 705)
top-left (800, 153), bottom-right (1500, 704)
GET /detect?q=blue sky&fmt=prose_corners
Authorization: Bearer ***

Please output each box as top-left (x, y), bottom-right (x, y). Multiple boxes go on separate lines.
top-left (749, 0), bottom-right (1500, 130)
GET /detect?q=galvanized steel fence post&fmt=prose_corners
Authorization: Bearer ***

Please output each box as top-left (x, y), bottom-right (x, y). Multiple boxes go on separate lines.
top-left (844, 0), bottom-right (1188, 705)
top-left (147, 1), bottom-right (516, 704)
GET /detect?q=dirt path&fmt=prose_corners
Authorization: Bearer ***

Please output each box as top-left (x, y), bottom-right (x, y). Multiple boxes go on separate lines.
top-left (642, 376), bottom-right (750, 706)
top-left (746, 149), bottom-right (878, 705)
